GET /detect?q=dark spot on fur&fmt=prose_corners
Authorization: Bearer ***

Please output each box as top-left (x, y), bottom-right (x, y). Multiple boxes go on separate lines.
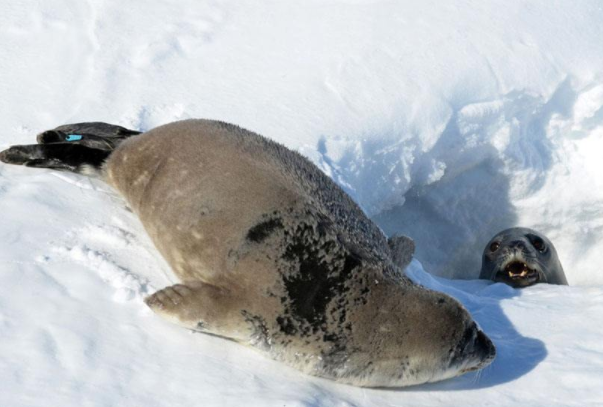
top-left (276, 315), bottom-right (297, 335)
top-left (247, 217), bottom-right (284, 243)
top-left (437, 298), bottom-right (445, 304)
top-left (277, 218), bottom-right (361, 336)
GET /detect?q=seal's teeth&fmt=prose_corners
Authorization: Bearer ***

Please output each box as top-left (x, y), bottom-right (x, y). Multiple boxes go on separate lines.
top-left (505, 260), bottom-right (535, 278)
top-left (506, 261), bottom-right (532, 278)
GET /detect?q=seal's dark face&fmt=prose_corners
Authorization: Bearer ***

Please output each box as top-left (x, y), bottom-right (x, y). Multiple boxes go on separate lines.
top-left (480, 227), bottom-right (558, 288)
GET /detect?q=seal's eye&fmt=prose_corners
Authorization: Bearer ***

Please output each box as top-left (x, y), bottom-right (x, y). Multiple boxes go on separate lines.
top-left (489, 242), bottom-right (500, 252)
top-left (531, 237), bottom-right (546, 252)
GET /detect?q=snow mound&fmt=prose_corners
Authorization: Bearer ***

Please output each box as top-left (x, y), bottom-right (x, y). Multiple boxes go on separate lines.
top-left (374, 81), bottom-right (603, 284)
top-left (2, 0), bottom-right (603, 406)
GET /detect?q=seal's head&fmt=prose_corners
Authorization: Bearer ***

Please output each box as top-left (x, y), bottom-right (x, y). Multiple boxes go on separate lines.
top-left (335, 282), bottom-right (497, 386)
top-left (479, 227), bottom-right (568, 288)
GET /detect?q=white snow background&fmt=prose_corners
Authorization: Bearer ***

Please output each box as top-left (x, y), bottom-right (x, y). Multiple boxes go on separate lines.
top-left (1, 0), bottom-right (603, 406)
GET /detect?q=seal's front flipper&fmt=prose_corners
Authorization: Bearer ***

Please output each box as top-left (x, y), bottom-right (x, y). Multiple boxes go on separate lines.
top-left (145, 283), bottom-right (249, 342)
top-left (37, 122), bottom-right (141, 151)
top-left (388, 234), bottom-right (415, 270)
top-left (0, 143), bottom-right (110, 173)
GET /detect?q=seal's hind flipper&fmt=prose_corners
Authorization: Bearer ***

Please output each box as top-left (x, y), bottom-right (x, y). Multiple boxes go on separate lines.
top-left (37, 122), bottom-right (141, 151)
top-left (145, 283), bottom-right (249, 342)
top-left (0, 143), bottom-right (110, 174)
top-left (388, 234), bottom-right (415, 270)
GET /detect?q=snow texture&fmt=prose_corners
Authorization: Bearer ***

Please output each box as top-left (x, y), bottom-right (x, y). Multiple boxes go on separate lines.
top-left (1, 0), bottom-right (603, 406)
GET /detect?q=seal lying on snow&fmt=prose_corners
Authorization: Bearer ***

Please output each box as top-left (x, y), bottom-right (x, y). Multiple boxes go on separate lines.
top-left (0, 119), bottom-right (495, 387)
top-left (480, 227), bottom-right (568, 288)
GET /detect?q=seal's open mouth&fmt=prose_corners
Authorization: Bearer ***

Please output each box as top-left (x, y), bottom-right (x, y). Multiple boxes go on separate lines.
top-left (495, 261), bottom-right (540, 287)
top-left (505, 261), bottom-right (538, 279)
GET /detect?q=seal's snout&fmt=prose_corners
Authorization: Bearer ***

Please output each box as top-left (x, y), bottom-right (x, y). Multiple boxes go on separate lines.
top-left (454, 323), bottom-right (496, 373)
top-left (508, 239), bottom-right (527, 251)
top-left (494, 260), bottom-right (541, 287)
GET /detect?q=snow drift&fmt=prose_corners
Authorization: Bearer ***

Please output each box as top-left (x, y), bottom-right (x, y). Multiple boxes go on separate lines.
top-left (1, 0), bottom-right (603, 406)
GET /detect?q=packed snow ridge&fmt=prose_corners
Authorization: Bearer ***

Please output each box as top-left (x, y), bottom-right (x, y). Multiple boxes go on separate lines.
top-left (1, 0), bottom-right (603, 406)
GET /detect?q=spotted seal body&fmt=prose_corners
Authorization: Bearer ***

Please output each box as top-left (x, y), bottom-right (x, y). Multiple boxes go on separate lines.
top-left (0, 119), bottom-right (495, 387)
top-left (479, 227), bottom-right (568, 288)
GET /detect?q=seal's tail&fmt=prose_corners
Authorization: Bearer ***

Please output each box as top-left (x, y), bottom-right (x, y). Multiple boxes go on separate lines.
top-left (37, 122), bottom-right (141, 151)
top-left (0, 122), bottom-right (141, 175)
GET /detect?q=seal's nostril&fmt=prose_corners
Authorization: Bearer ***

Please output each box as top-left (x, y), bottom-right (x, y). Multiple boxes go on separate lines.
top-left (509, 240), bottom-right (526, 250)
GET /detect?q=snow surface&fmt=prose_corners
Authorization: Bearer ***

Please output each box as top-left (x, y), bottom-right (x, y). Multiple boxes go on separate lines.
top-left (1, 0), bottom-right (603, 406)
